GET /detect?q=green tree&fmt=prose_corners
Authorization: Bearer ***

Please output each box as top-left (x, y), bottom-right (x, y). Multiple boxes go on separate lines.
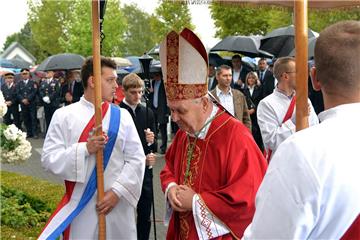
top-left (58, 0), bottom-right (127, 57)
top-left (309, 8), bottom-right (360, 32)
top-left (2, 22), bottom-right (48, 62)
top-left (150, 0), bottom-right (195, 43)
top-left (210, 3), bottom-right (291, 38)
top-left (210, 2), bottom-right (360, 38)
top-left (28, 0), bottom-right (72, 55)
top-left (121, 4), bottom-right (156, 56)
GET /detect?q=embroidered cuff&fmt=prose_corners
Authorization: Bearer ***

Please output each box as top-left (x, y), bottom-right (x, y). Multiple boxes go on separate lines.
top-left (192, 194), bottom-right (230, 240)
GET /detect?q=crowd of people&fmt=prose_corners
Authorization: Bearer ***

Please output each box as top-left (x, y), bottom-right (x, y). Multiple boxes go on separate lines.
top-left (2, 20), bottom-right (359, 240)
top-left (1, 68), bottom-right (84, 138)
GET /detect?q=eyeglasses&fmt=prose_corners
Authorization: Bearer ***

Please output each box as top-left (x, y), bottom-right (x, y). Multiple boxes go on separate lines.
top-left (21, 72), bottom-right (29, 75)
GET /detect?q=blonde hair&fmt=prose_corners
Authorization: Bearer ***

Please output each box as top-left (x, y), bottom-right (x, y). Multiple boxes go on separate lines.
top-left (246, 71), bottom-right (258, 85)
top-left (122, 73), bottom-right (144, 91)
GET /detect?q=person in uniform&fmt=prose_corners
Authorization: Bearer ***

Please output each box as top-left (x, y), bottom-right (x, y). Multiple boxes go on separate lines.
top-left (1, 71), bottom-right (21, 129)
top-left (16, 68), bottom-right (38, 138)
top-left (39, 70), bottom-right (61, 132)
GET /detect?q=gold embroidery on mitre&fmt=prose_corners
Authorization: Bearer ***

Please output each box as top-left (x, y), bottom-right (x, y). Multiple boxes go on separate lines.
top-left (166, 31), bottom-right (179, 84)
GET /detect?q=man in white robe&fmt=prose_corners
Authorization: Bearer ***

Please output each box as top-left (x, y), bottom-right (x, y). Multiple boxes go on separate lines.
top-left (39, 57), bottom-right (145, 239)
top-left (244, 20), bottom-right (360, 239)
top-left (257, 57), bottom-right (319, 159)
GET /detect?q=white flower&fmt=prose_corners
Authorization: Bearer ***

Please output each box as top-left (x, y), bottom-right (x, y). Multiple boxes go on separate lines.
top-left (3, 124), bottom-right (19, 141)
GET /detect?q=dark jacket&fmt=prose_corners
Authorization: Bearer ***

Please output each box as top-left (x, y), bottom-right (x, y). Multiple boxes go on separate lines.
top-left (39, 78), bottom-right (61, 108)
top-left (260, 70), bottom-right (275, 98)
top-left (149, 79), bottom-right (169, 124)
top-left (119, 101), bottom-right (156, 155)
top-left (61, 81), bottom-right (84, 105)
top-left (16, 79), bottom-right (38, 105)
top-left (1, 83), bottom-right (18, 104)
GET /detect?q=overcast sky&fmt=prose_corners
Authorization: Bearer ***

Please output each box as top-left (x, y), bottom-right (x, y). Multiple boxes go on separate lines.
top-left (0, 0), bottom-right (219, 52)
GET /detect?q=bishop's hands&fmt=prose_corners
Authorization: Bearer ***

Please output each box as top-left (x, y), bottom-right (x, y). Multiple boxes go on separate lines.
top-left (168, 184), bottom-right (196, 212)
top-left (86, 125), bottom-right (109, 155)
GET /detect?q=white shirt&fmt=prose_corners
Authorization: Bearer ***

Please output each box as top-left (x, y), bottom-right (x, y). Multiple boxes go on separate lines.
top-left (244, 103), bottom-right (360, 239)
top-left (123, 99), bottom-right (138, 115)
top-left (257, 87), bottom-right (319, 154)
top-left (216, 86), bottom-right (235, 116)
top-left (40, 97), bottom-right (145, 239)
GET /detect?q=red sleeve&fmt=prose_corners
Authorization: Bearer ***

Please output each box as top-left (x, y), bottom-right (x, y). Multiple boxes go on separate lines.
top-left (200, 124), bottom-right (267, 238)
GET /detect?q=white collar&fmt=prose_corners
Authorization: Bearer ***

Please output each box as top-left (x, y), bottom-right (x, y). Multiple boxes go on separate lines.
top-left (123, 99), bottom-right (138, 113)
top-left (318, 103), bottom-right (360, 122)
top-left (274, 87), bottom-right (295, 100)
top-left (216, 86), bottom-right (232, 97)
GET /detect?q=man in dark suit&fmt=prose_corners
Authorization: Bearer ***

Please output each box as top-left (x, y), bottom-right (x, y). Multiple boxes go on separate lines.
top-left (39, 70), bottom-right (61, 132)
top-left (61, 70), bottom-right (84, 106)
top-left (208, 63), bottom-right (217, 91)
top-left (259, 58), bottom-right (276, 98)
top-left (149, 72), bottom-right (169, 154)
top-left (119, 73), bottom-right (156, 240)
top-left (16, 68), bottom-right (38, 138)
top-left (1, 71), bottom-right (21, 129)
top-left (231, 54), bottom-right (249, 91)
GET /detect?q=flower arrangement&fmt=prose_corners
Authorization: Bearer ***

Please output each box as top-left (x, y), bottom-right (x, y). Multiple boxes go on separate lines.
top-left (0, 124), bottom-right (32, 164)
top-left (0, 91), bottom-right (32, 164)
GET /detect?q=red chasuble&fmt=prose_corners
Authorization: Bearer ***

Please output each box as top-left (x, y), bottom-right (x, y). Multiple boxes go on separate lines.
top-left (160, 110), bottom-right (267, 240)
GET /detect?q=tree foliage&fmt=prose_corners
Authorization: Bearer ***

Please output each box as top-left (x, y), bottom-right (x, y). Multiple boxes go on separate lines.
top-left (2, 22), bottom-right (48, 61)
top-left (210, 3), bottom-right (360, 37)
top-left (122, 4), bottom-right (157, 56)
top-left (28, 0), bottom-right (71, 56)
top-left (150, 0), bottom-right (195, 43)
top-left (58, 0), bottom-right (127, 57)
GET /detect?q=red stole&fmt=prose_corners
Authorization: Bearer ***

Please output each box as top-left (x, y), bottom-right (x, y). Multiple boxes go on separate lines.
top-left (341, 215), bottom-right (360, 240)
top-left (265, 96), bottom-right (296, 162)
top-left (40, 102), bottom-right (109, 240)
top-left (161, 110), bottom-right (267, 240)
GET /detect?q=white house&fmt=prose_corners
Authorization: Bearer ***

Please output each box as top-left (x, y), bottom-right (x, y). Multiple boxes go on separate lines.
top-left (1, 42), bottom-right (36, 67)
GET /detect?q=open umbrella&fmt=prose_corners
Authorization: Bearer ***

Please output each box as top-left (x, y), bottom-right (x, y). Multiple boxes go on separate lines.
top-left (36, 53), bottom-right (85, 71)
top-left (111, 57), bottom-right (132, 67)
top-left (211, 35), bottom-right (273, 58)
top-left (260, 25), bottom-right (318, 57)
top-left (289, 37), bottom-right (317, 59)
top-left (0, 58), bottom-right (16, 68)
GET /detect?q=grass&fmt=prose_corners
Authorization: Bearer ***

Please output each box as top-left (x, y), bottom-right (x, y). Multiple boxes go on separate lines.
top-left (0, 171), bottom-right (64, 240)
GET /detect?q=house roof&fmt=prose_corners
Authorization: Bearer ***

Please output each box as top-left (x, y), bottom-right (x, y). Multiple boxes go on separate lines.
top-left (1, 42), bottom-right (36, 63)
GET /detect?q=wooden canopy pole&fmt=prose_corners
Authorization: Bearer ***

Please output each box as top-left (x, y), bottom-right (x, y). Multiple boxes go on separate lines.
top-left (91, 0), bottom-right (106, 239)
top-left (294, 0), bottom-right (309, 131)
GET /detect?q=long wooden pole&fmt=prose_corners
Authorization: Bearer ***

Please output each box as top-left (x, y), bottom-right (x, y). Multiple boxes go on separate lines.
top-left (91, 1), bottom-right (106, 239)
top-left (294, 0), bottom-right (309, 131)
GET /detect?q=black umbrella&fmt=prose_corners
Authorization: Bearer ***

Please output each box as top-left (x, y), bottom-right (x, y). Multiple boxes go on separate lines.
top-left (208, 53), bottom-right (227, 67)
top-left (36, 53), bottom-right (85, 71)
top-left (211, 35), bottom-right (273, 58)
top-left (260, 25), bottom-right (318, 57)
top-left (289, 37), bottom-right (317, 59)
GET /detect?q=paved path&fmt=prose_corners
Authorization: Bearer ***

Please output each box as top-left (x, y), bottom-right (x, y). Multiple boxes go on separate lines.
top-left (1, 137), bottom-right (168, 239)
